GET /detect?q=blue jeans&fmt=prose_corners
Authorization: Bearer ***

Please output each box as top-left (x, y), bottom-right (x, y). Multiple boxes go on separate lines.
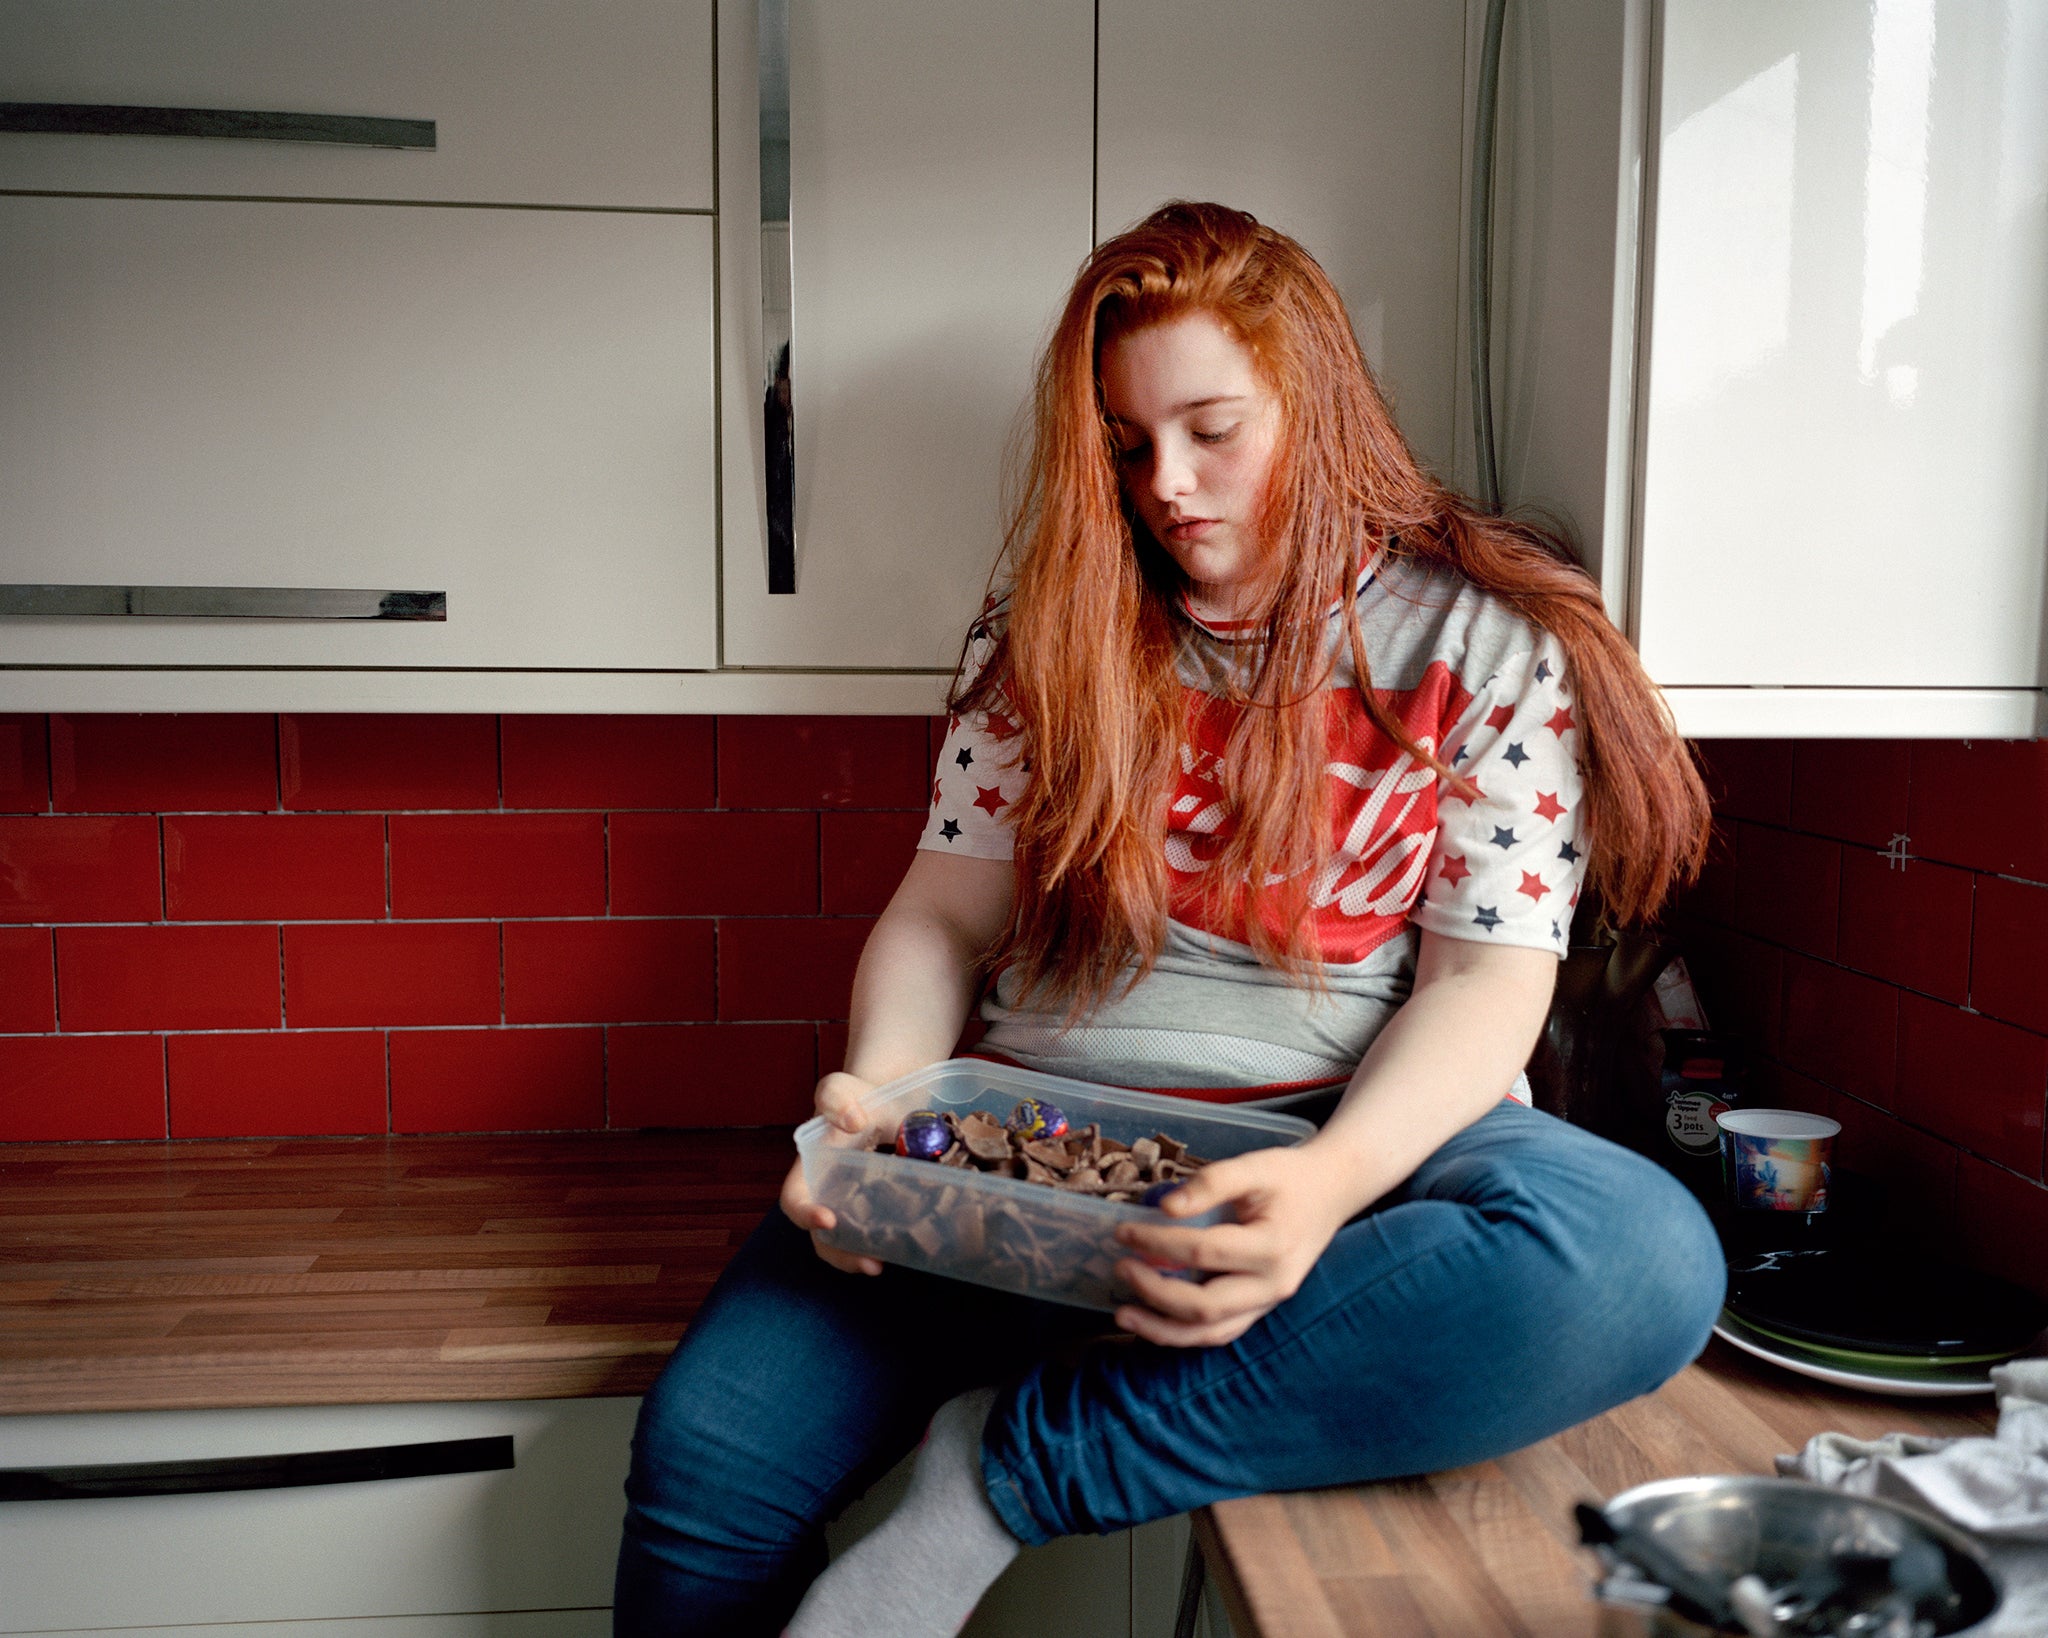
top-left (612, 1100), bottom-right (1725, 1637)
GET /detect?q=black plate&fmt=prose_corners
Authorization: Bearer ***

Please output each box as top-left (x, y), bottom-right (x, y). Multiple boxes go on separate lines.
top-left (1724, 1245), bottom-right (2048, 1359)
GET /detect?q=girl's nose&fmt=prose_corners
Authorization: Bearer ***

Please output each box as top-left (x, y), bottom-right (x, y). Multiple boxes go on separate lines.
top-left (1150, 437), bottom-right (1195, 502)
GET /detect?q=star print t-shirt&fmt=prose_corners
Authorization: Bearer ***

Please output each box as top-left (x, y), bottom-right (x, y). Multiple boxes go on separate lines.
top-left (920, 553), bottom-right (1589, 1107)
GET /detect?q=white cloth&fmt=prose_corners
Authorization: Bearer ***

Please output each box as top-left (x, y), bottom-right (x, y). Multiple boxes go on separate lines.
top-left (1776, 1359), bottom-right (2048, 1637)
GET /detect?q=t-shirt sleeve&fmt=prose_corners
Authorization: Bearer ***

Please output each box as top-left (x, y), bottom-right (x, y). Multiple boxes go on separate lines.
top-left (1410, 630), bottom-right (1588, 955)
top-left (919, 624), bottom-right (1028, 861)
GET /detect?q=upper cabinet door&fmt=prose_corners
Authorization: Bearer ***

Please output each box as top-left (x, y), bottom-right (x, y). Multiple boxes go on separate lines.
top-left (718, 0), bottom-right (1095, 671)
top-left (0, 198), bottom-right (718, 670)
top-left (1096, 0), bottom-right (1467, 480)
top-left (1635, 0), bottom-right (2048, 690)
top-left (0, 0), bottom-right (713, 209)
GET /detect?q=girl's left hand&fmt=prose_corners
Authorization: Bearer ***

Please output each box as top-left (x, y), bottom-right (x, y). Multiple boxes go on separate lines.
top-left (1110, 1144), bottom-right (1362, 1347)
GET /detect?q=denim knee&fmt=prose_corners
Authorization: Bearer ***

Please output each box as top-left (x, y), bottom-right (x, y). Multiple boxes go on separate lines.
top-left (1433, 1109), bottom-right (1727, 1397)
top-left (1557, 1142), bottom-right (1726, 1391)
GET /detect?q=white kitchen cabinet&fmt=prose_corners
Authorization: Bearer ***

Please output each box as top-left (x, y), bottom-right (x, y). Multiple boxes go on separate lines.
top-left (1482, 0), bottom-right (2048, 738)
top-left (716, 0), bottom-right (1096, 671)
top-left (0, 0), bottom-right (712, 210)
top-left (0, 196), bottom-right (717, 671)
top-left (0, 1398), bottom-right (637, 1632)
top-left (5, 1616), bottom-right (608, 1638)
top-left (0, 1397), bottom-right (1217, 1638)
top-left (1096, 0), bottom-right (1470, 483)
top-left (1633, 0), bottom-right (2048, 717)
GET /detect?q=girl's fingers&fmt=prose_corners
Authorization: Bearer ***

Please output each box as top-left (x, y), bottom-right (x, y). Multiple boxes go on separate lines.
top-left (1150, 1161), bottom-right (1241, 1219)
top-left (777, 1159), bottom-right (813, 1221)
top-left (813, 1236), bottom-right (883, 1277)
top-left (814, 1072), bottom-right (875, 1132)
top-left (1113, 1296), bottom-right (1262, 1349)
top-left (1116, 1261), bottom-right (1269, 1325)
top-left (1115, 1219), bottom-right (1263, 1272)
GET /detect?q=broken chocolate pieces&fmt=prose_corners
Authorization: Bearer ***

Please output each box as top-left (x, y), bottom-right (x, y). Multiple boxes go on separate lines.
top-left (807, 1099), bottom-right (1221, 1309)
top-left (880, 1105), bottom-right (1210, 1203)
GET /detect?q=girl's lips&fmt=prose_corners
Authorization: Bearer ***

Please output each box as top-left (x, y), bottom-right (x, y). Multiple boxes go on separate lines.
top-left (1166, 518), bottom-right (1219, 540)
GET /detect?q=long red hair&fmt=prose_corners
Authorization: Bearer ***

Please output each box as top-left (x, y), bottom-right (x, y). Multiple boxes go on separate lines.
top-left (957, 201), bottom-right (1709, 1018)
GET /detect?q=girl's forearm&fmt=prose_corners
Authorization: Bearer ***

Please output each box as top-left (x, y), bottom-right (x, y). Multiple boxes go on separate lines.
top-left (1304, 956), bottom-right (1555, 1220)
top-left (839, 904), bottom-right (988, 1086)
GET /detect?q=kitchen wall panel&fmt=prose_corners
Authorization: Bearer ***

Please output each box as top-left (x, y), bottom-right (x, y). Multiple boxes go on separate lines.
top-left (1097, 0), bottom-right (1467, 479)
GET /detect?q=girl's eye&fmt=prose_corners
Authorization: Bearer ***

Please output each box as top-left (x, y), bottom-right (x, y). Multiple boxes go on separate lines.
top-left (1115, 442), bottom-right (1146, 463)
top-left (1193, 425), bottom-right (1238, 445)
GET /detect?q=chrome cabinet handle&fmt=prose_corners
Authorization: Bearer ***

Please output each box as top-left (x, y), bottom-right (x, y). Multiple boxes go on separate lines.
top-left (760, 0), bottom-right (795, 594)
top-left (0, 1435), bottom-right (512, 1502)
top-left (0, 585), bottom-right (446, 620)
top-left (0, 102), bottom-right (434, 149)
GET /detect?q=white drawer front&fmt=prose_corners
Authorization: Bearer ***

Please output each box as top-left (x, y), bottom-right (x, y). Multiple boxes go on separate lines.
top-left (10, 1615), bottom-right (609, 1638)
top-left (0, 196), bottom-right (717, 671)
top-left (0, 1398), bottom-right (639, 1632)
top-left (0, 0), bottom-right (711, 209)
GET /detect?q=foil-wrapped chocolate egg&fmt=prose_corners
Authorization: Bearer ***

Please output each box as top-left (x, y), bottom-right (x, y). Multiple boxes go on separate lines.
top-left (1007, 1098), bottom-right (1069, 1140)
top-left (1141, 1182), bottom-right (1184, 1209)
top-left (894, 1111), bottom-right (951, 1161)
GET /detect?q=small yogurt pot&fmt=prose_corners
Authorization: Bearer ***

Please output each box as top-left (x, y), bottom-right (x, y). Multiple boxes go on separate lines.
top-left (1716, 1108), bottom-right (1840, 1212)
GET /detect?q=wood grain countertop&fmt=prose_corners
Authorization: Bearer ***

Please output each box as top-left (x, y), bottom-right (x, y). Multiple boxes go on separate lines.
top-left (1191, 1338), bottom-right (2005, 1638)
top-left (0, 1130), bottom-right (792, 1415)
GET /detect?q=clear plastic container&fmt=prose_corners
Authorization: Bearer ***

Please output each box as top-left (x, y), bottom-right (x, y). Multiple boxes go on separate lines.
top-left (794, 1059), bottom-right (1318, 1311)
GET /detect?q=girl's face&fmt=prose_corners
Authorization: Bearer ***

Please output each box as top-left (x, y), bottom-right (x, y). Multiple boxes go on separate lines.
top-left (1099, 309), bottom-right (1283, 621)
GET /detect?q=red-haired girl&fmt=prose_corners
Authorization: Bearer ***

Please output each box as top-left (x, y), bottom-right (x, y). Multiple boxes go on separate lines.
top-left (614, 202), bottom-right (1724, 1638)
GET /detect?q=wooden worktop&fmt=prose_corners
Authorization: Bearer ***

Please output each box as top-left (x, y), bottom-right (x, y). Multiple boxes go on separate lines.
top-left (1192, 1339), bottom-right (2004, 1638)
top-left (0, 1129), bottom-right (791, 1414)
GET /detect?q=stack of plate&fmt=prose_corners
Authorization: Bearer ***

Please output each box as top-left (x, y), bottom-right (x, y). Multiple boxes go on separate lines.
top-left (1713, 1245), bottom-right (2048, 1397)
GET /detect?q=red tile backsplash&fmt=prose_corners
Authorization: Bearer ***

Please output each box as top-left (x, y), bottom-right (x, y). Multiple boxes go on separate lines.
top-left (501, 716), bottom-right (714, 810)
top-left (391, 813), bottom-right (605, 919)
top-left (718, 716), bottom-right (930, 810)
top-left (0, 928), bottom-right (55, 1033)
top-left (52, 714), bottom-right (277, 813)
top-left (503, 919), bottom-right (715, 1024)
top-left (389, 1027), bottom-right (605, 1133)
top-left (284, 922), bottom-right (501, 1028)
top-left (1907, 740), bottom-right (2048, 880)
top-left (1678, 736), bottom-right (2048, 1300)
top-left (58, 924), bottom-right (283, 1032)
top-left (1730, 822), bottom-right (1839, 959)
top-left (0, 716), bottom-right (51, 813)
top-left (610, 812), bottom-right (818, 916)
top-left (169, 1030), bottom-right (387, 1139)
top-left (1954, 1152), bottom-right (2048, 1306)
top-left (1775, 953), bottom-right (1897, 1108)
top-left (5, 715), bottom-right (2044, 1306)
top-left (1834, 847), bottom-right (1973, 1003)
top-left (282, 715), bottom-right (499, 811)
top-left (1895, 992), bottom-right (2047, 1178)
top-left (718, 916), bottom-right (875, 1022)
top-left (1694, 741), bottom-right (1792, 827)
top-left (608, 1022), bottom-right (816, 1127)
top-left (1789, 740), bottom-right (1910, 851)
top-left (1971, 874), bottom-right (2048, 1036)
top-left (0, 815), bottom-right (162, 923)
top-left (0, 1034), bottom-right (164, 1141)
top-left (821, 810), bottom-right (925, 914)
top-left (166, 814), bottom-right (387, 922)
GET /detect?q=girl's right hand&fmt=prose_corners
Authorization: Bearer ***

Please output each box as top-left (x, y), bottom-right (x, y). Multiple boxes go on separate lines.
top-left (778, 1071), bottom-right (884, 1276)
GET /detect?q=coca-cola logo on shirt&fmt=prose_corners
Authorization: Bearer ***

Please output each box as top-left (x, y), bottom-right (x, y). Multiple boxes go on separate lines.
top-left (1164, 664), bottom-right (1469, 963)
